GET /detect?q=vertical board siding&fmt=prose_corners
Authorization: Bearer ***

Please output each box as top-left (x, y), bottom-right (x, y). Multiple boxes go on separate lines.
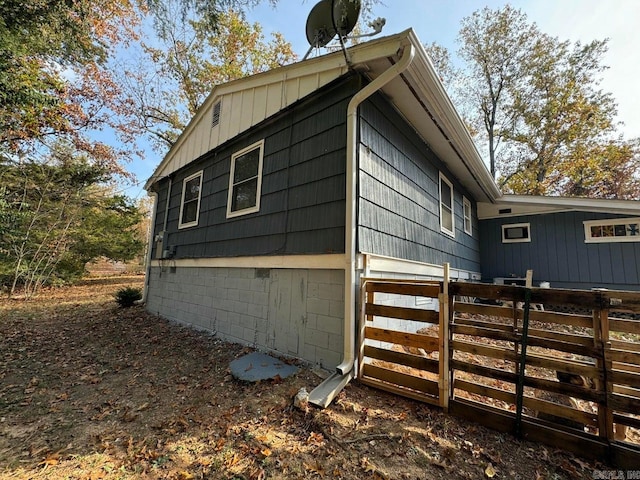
top-left (358, 93), bottom-right (481, 273)
top-left (479, 211), bottom-right (640, 290)
top-left (150, 75), bottom-right (362, 259)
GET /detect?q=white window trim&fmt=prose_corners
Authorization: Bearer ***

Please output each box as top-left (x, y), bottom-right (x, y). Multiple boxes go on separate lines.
top-left (178, 170), bottom-right (203, 229)
top-left (584, 217), bottom-right (640, 243)
top-left (439, 172), bottom-right (455, 237)
top-left (463, 196), bottom-right (472, 236)
top-left (226, 139), bottom-right (264, 219)
top-left (502, 222), bottom-right (531, 243)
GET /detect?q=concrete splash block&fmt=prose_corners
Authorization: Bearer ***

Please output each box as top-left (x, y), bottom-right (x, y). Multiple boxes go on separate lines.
top-left (229, 352), bottom-right (299, 382)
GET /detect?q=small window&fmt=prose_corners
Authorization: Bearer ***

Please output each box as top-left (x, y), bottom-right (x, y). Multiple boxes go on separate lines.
top-left (227, 140), bottom-right (264, 218)
top-left (212, 100), bottom-right (221, 127)
top-left (584, 218), bottom-right (640, 243)
top-left (463, 196), bottom-right (472, 235)
top-left (439, 173), bottom-right (454, 237)
top-left (502, 223), bottom-right (531, 243)
top-left (179, 171), bottom-right (203, 228)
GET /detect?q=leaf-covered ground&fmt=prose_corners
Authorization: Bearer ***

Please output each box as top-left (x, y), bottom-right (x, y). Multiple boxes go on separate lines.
top-left (0, 277), bottom-right (605, 479)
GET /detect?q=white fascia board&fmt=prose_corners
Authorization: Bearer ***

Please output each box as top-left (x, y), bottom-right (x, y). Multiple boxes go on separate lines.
top-left (478, 195), bottom-right (640, 219)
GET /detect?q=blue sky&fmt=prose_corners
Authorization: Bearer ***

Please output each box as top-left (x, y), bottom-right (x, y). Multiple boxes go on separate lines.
top-left (125, 0), bottom-right (640, 197)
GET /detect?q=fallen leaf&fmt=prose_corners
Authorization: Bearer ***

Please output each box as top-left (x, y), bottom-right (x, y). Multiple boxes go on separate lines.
top-left (260, 448), bottom-right (272, 457)
top-left (360, 456), bottom-right (376, 473)
top-left (485, 464), bottom-right (496, 478)
top-left (303, 461), bottom-right (325, 476)
top-left (213, 438), bottom-right (226, 451)
top-left (39, 453), bottom-right (60, 468)
top-left (307, 431), bottom-right (325, 447)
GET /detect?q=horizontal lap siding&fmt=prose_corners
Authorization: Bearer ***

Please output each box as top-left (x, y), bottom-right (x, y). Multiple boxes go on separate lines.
top-left (480, 211), bottom-right (640, 290)
top-left (152, 75), bottom-right (361, 259)
top-left (358, 94), bottom-right (480, 272)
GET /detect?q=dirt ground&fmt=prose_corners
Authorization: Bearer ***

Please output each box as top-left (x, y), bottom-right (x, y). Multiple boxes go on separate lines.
top-left (0, 276), bottom-right (610, 479)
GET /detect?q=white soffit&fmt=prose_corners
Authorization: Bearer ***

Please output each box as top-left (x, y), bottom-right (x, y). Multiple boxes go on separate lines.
top-left (478, 195), bottom-right (640, 219)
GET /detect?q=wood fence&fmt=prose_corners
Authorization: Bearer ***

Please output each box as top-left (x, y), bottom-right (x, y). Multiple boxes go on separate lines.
top-left (358, 273), bottom-right (640, 468)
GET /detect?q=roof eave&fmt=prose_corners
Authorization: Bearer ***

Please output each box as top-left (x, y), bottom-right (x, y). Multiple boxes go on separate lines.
top-left (478, 194), bottom-right (640, 219)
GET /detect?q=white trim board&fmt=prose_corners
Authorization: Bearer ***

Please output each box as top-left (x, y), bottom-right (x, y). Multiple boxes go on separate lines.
top-left (362, 253), bottom-right (481, 280)
top-left (150, 254), bottom-right (346, 270)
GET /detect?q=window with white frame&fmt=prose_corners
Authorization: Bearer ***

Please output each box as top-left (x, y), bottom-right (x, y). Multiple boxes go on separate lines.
top-left (227, 140), bottom-right (264, 218)
top-left (502, 223), bottom-right (531, 243)
top-left (439, 173), bottom-right (454, 236)
top-left (584, 218), bottom-right (640, 243)
top-left (179, 171), bottom-right (203, 228)
top-left (463, 196), bottom-right (472, 235)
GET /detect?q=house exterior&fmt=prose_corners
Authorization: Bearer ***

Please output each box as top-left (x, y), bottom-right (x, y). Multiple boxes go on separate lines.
top-left (478, 195), bottom-right (640, 291)
top-left (143, 29), bottom-right (640, 405)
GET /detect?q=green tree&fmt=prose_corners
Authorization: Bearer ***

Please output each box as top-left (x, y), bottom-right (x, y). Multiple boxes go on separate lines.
top-left (0, 0), bottom-right (141, 163)
top-left (433, 5), bottom-right (640, 199)
top-left (118, 5), bottom-right (296, 151)
top-left (456, 5), bottom-right (541, 179)
top-left (0, 145), bottom-right (144, 297)
top-left (145, 0), bottom-right (378, 34)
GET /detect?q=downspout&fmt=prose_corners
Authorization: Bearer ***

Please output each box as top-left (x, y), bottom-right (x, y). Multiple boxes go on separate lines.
top-left (336, 43), bottom-right (415, 376)
top-left (141, 191), bottom-right (158, 303)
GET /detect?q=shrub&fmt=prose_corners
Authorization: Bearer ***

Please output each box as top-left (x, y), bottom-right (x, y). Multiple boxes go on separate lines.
top-left (114, 286), bottom-right (142, 307)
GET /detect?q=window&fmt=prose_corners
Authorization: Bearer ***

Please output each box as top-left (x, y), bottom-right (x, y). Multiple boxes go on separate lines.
top-left (463, 196), bottom-right (472, 235)
top-left (584, 218), bottom-right (640, 243)
top-left (227, 140), bottom-right (264, 218)
top-left (211, 100), bottom-right (221, 127)
top-left (502, 223), bottom-right (531, 243)
top-left (439, 173), bottom-right (454, 236)
top-left (179, 171), bottom-right (203, 228)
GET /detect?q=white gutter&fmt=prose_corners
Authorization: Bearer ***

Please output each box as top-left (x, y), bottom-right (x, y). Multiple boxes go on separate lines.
top-left (336, 42), bottom-right (416, 376)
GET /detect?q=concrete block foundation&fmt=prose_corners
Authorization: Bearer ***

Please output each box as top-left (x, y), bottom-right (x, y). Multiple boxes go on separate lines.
top-left (146, 266), bottom-right (345, 369)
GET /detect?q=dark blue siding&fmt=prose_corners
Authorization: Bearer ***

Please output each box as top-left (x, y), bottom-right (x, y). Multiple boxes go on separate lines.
top-left (150, 75), bottom-right (362, 259)
top-left (357, 93), bottom-right (481, 273)
top-left (479, 211), bottom-right (640, 290)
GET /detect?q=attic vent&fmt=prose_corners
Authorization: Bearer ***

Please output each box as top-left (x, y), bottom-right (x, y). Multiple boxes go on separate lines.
top-left (211, 100), bottom-right (221, 127)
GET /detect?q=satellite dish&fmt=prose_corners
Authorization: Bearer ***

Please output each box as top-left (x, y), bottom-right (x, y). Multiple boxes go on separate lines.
top-left (305, 0), bottom-right (336, 49)
top-left (332, 0), bottom-right (361, 38)
top-left (302, 0), bottom-right (364, 61)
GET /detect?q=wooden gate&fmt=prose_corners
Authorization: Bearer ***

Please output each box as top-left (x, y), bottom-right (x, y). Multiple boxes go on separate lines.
top-left (357, 272), bottom-right (640, 467)
top-left (357, 276), bottom-right (450, 408)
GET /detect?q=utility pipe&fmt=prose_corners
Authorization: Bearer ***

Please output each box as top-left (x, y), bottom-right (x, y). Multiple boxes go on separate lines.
top-left (143, 176), bottom-right (171, 303)
top-left (336, 43), bottom-right (415, 376)
top-left (141, 191), bottom-right (158, 303)
top-left (162, 176), bottom-right (173, 235)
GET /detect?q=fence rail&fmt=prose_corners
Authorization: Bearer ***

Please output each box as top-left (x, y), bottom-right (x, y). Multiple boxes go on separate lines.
top-left (358, 274), bottom-right (640, 467)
